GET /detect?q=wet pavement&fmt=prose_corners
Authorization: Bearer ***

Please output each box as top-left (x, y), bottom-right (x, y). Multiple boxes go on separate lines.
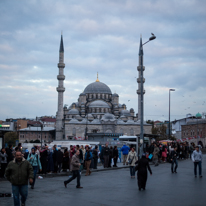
top-left (0, 156), bottom-right (205, 206)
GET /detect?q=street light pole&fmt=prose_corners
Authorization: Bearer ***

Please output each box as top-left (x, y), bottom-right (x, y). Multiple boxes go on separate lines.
top-left (169, 89), bottom-right (175, 139)
top-left (138, 33), bottom-right (156, 158)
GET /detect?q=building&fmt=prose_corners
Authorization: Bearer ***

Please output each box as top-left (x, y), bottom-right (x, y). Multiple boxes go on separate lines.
top-left (181, 113), bottom-right (206, 147)
top-left (19, 127), bottom-right (55, 143)
top-left (55, 35), bottom-right (152, 142)
top-left (172, 114), bottom-right (196, 139)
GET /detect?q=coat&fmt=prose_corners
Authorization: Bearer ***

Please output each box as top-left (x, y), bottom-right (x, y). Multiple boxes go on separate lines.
top-left (135, 157), bottom-right (152, 189)
top-left (153, 147), bottom-right (159, 159)
top-left (71, 154), bottom-right (80, 171)
top-left (5, 158), bottom-right (34, 185)
top-left (162, 148), bottom-right (167, 158)
top-left (126, 151), bottom-right (138, 166)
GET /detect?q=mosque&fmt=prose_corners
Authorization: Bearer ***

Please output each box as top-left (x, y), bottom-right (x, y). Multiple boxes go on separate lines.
top-left (55, 35), bottom-right (152, 141)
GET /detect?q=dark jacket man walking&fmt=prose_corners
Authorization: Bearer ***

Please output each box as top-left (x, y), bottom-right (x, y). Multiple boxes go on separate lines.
top-left (64, 150), bottom-right (83, 188)
top-left (5, 151), bottom-right (33, 206)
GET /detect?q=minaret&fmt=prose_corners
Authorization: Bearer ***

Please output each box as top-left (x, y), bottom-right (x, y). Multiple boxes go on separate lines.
top-left (137, 36), bottom-right (145, 120)
top-left (56, 34), bottom-right (65, 140)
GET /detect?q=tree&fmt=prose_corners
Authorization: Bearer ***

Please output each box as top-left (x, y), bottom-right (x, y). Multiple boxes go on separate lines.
top-left (4, 132), bottom-right (18, 146)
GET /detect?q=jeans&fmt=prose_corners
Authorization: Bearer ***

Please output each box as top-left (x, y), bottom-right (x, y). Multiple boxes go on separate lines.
top-left (12, 185), bottom-right (28, 206)
top-left (85, 160), bottom-right (91, 175)
top-left (130, 166), bottom-right (135, 177)
top-left (32, 166), bottom-right (38, 187)
top-left (65, 170), bottom-right (80, 187)
top-left (171, 159), bottom-right (178, 172)
top-left (57, 163), bottom-right (62, 173)
top-left (194, 161), bottom-right (202, 176)
top-left (123, 155), bottom-right (128, 165)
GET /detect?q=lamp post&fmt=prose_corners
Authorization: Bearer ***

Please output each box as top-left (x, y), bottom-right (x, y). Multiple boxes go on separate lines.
top-left (169, 89), bottom-right (175, 139)
top-left (138, 33), bottom-right (156, 158)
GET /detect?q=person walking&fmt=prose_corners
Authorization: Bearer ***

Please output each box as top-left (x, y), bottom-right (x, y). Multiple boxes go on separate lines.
top-left (0, 148), bottom-right (8, 178)
top-left (135, 153), bottom-right (152, 191)
top-left (39, 146), bottom-right (48, 174)
top-left (170, 147), bottom-right (178, 173)
top-left (5, 151), bottom-right (33, 206)
top-left (121, 144), bottom-right (130, 165)
top-left (113, 146), bottom-right (118, 167)
top-left (153, 143), bottom-right (159, 166)
top-left (84, 146), bottom-right (93, 176)
top-left (64, 150), bottom-right (83, 189)
top-left (127, 148), bottom-right (138, 178)
top-left (192, 146), bottom-right (203, 178)
top-left (27, 147), bottom-right (42, 189)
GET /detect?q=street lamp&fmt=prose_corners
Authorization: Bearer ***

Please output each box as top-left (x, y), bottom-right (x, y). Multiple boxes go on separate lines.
top-left (169, 89), bottom-right (175, 139)
top-left (138, 33), bottom-right (156, 158)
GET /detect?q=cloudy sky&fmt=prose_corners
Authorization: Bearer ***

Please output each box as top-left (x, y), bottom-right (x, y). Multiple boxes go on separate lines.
top-left (0, 0), bottom-right (205, 122)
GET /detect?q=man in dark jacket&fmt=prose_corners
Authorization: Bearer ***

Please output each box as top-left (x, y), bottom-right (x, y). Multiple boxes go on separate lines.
top-left (5, 151), bottom-right (33, 206)
top-left (52, 146), bottom-right (58, 173)
top-left (103, 143), bottom-right (110, 168)
top-left (135, 154), bottom-right (152, 191)
top-left (64, 150), bottom-right (83, 188)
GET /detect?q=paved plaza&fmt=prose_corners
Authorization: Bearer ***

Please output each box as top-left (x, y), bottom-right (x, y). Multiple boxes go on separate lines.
top-left (0, 156), bottom-right (205, 206)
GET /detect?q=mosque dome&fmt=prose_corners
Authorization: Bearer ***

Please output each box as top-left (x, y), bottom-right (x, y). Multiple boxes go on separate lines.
top-left (89, 100), bottom-right (110, 108)
top-left (68, 109), bottom-right (79, 115)
top-left (101, 113), bottom-right (116, 121)
top-left (84, 74), bottom-right (112, 94)
top-left (112, 93), bottom-right (119, 97)
top-left (84, 81), bottom-right (112, 94)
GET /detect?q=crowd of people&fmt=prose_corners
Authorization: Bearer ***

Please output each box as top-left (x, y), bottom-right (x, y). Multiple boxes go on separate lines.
top-left (0, 141), bottom-right (203, 206)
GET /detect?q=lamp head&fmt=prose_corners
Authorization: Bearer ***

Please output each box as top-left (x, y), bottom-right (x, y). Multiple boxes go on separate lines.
top-left (169, 89), bottom-right (175, 92)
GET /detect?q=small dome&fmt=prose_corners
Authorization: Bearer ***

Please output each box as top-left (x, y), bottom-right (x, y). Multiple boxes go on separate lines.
top-left (84, 81), bottom-right (112, 94)
top-left (117, 119), bottom-right (125, 124)
top-left (126, 119), bottom-right (134, 124)
top-left (121, 109), bottom-right (131, 117)
top-left (101, 113), bottom-right (116, 121)
top-left (130, 108), bottom-right (134, 112)
top-left (68, 109), bottom-right (79, 115)
top-left (112, 93), bottom-right (119, 97)
top-left (80, 93), bottom-right (86, 96)
top-left (89, 100), bottom-right (110, 108)
top-left (196, 112), bottom-right (202, 118)
top-left (69, 118), bottom-right (79, 124)
top-left (90, 119), bottom-right (101, 124)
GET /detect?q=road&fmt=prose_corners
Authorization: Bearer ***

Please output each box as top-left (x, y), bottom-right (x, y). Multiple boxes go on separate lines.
top-left (0, 156), bottom-right (205, 206)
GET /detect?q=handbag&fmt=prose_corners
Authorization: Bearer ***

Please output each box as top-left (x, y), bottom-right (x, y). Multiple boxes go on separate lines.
top-left (148, 154), bottom-right (153, 159)
top-left (128, 155), bottom-right (135, 165)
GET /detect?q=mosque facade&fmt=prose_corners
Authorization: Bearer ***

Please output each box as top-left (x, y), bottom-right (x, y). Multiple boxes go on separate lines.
top-left (55, 35), bottom-right (152, 141)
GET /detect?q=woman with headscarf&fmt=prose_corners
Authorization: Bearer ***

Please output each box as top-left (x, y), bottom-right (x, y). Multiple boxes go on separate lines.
top-left (135, 153), bottom-right (152, 191)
